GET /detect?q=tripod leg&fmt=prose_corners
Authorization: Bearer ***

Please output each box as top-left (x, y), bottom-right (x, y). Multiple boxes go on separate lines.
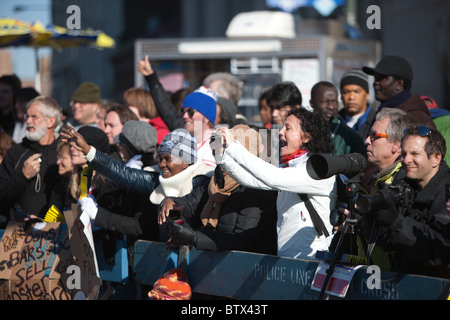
top-left (318, 222), bottom-right (348, 300)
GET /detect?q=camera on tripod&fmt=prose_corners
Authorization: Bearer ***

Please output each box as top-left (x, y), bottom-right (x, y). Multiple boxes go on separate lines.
top-left (306, 153), bottom-right (368, 299)
top-left (356, 180), bottom-right (414, 215)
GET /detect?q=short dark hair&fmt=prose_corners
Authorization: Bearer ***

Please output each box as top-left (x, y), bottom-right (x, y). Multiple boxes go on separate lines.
top-left (393, 75), bottom-right (412, 91)
top-left (0, 74), bottom-right (21, 92)
top-left (403, 125), bottom-right (446, 161)
top-left (310, 81), bottom-right (337, 103)
top-left (267, 82), bottom-right (302, 109)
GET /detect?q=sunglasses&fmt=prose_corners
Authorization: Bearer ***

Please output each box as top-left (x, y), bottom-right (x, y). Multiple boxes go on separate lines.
top-left (403, 125), bottom-right (431, 137)
top-left (180, 108), bottom-right (196, 118)
top-left (368, 131), bottom-right (390, 141)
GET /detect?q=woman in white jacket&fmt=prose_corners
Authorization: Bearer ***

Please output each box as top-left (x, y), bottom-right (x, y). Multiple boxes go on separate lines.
top-left (217, 107), bottom-right (337, 260)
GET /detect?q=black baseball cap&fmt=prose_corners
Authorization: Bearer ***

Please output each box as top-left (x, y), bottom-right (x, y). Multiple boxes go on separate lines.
top-left (363, 55), bottom-right (414, 82)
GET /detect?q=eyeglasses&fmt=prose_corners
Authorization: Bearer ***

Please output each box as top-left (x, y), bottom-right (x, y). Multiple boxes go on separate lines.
top-left (403, 125), bottom-right (431, 137)
top-left (24, 114), bottom-right (41, 121)
top-left (180, 108), bottom-right (196, 118)
top-left (368, 131), bottom-right (390, 141)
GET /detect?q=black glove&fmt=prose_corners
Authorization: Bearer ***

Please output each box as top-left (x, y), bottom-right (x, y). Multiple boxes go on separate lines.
top-left (166, 217), bottom-right (198, 246)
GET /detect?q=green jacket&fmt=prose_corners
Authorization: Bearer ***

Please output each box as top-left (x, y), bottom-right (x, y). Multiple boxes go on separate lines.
top-left (330, 117), bottom-right (365, 156)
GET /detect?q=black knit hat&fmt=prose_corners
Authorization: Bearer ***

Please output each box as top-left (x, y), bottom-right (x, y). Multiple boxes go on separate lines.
top-left (362, 55), bottom-right (414, 83)
top-left (78, 125), bottom-right (109, 154)
top-left (340, 69), bottom-right (369, 93)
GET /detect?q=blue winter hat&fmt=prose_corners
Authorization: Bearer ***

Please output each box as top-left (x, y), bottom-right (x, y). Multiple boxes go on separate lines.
top-left (181, 86), bottom-right (217, 125)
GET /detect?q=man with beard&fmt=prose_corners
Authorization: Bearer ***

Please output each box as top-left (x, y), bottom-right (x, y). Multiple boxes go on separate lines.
top-left (0, 96), bottom-right (62, 223)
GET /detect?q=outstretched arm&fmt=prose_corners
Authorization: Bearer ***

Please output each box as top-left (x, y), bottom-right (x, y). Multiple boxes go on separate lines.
top-left (138, 55), bottom-right (184, 130)
top-left (61, 126), bottom-right (159, 195)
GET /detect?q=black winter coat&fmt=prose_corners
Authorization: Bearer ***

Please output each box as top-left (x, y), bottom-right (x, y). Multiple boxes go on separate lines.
top-left (387, 163), bottom-right (450, 278)
top-left (87, 149), bottom-right (211, 239)
top-left (0, 137), bottom-right (60, 221)
top-left (174, 186), bottom-right (278, 255)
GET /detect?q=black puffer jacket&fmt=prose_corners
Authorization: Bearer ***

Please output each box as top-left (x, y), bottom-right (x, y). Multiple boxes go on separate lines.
top-left (87, 149), bottom-right (211, 235)
top-left (173, 186), bottom-right (278, 255)
top-left (87, 149), bottom-right (159, 195)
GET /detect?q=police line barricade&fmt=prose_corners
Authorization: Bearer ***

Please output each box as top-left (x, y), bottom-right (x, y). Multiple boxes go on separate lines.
top-left (133, 240), bottom-right (450, 300)
top-left (0, 204), bottom-right (102, 300)
top-left (94, 239), bottom-right (128, 283)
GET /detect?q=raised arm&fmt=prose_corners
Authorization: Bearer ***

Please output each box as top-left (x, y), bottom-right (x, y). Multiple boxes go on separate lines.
top-left (61, 126), bottom-right (159, 195)
top-left (138, 55), bottom-right (184, 130)
top-left (222, 141), bottom-right (335, 196)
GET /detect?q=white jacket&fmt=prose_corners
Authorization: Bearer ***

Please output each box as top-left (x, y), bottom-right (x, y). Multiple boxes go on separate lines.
top-left (221, 141), bottom-right (337, 260)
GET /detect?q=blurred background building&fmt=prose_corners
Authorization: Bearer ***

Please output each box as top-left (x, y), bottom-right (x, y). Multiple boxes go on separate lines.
top-left (1, 0), bottom-right (449, 118)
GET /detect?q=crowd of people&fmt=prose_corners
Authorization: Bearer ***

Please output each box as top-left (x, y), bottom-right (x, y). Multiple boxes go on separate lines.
top-left (0, 53), bottom-right (449, 299)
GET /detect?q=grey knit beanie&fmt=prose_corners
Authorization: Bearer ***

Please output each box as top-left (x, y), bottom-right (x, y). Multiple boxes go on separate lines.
top-left (157, 129), bottom-right (198, 164)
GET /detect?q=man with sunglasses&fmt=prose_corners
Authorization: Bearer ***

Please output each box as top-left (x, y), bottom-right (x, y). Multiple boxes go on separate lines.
top-left (349, 108), bottom-right (414, 270)
top-left (369, 125), bottom-right (450, 278)
top-left (138, 56), bottom-right (218, 167)
top-left (362, 55), bottom-right (435, 130)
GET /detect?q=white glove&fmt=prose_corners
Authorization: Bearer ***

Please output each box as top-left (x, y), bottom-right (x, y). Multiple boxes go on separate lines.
top-left (78, 196), bottom-right (98, 220)
top-left (125, 155), bottom-right (143, 169)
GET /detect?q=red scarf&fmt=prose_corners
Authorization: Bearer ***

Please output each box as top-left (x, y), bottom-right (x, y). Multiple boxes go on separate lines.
top-left (280, 149), bottom-right (308, 165)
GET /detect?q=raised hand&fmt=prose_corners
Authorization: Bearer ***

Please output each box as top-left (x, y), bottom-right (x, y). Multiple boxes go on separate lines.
top-left (60, 126), bottom-right (91, 155)
top-left (137, 55), bottom-right (154, 76)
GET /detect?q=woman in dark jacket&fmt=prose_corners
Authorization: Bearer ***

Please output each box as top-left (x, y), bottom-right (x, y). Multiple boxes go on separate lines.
top-left (160, 125), bottom-right (278, 255)
top-left (61, 126), bottom-right (213, 240)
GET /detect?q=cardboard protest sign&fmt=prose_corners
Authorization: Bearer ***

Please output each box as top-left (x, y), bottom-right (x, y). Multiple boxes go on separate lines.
top-left (0, 204), bottom-right (101, 300)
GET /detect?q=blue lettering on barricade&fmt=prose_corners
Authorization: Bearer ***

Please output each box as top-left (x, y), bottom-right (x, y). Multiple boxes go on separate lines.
top-left (134, 240), bottom-right (450, 300)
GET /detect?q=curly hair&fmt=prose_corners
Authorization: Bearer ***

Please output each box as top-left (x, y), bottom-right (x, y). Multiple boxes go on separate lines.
top-left (287, 107), bottom-right (335, 154)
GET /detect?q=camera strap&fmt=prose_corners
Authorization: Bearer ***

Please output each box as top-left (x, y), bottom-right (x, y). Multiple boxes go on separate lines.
top-left (298, 194), bottom-right (330, 238)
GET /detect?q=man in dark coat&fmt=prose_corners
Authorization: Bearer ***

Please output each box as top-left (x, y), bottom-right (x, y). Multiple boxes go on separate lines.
top-left (0, 96), bottom-right (62, 222)
top-left (371, 125), bottom-right (450, 279)
top-left (339, 68), bottom-right (376, 140)
top-left (361, 55), bottom-right (437, 190)
top-left (362, 55), bottom-right (435, 129)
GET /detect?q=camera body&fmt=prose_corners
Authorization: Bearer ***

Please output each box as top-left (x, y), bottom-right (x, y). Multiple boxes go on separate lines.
top-left (356, 180), bottom-right (414, 215)
top-left (169, 210), bottom-right (184, 224)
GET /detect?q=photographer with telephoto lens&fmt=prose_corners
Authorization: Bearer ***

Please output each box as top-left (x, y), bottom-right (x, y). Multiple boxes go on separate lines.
top-left (332, 108), bottom-right (414, 270)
